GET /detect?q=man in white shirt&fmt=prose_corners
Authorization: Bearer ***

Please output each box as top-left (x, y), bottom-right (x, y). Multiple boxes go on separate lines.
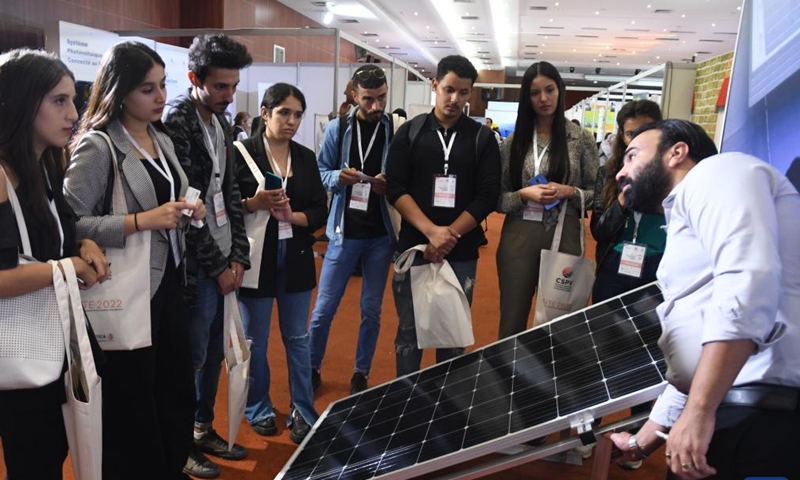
top-left (609, 119), bottom-right (800, 479)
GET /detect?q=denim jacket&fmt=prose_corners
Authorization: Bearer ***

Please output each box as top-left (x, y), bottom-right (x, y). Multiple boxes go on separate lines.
top-left (318, 108), bottom-right (397, 246)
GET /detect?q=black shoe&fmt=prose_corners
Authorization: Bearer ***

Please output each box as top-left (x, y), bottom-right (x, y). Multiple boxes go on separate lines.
top-left (251, 417), bottom-right (278, 436)
top-left (195, 428), bottom-right (248, 460)
top-left (184, 446), bottom-right (220, 479)
top-left (311, 368), bottom-right (321, 392)
top-left (350, 372), bottom-right (368, 395)
top-left (290, 410), bottom-right (311, 444)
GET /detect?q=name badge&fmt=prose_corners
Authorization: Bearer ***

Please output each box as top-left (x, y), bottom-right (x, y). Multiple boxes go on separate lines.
top-left (213, 191), bottom-right (228, 227)
top-left (433, 174), bottom-right (457, 208)
top-left (349, 182), bottom-right (371, 211)
top-left (523, 201), bottom-right (544, 222)
top-left (619, 242), bottom-right (647, 278)
top-left (278, 220), bottom-right (293, 239)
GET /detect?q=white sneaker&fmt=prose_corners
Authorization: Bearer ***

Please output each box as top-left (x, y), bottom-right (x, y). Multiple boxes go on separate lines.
top-left (620, 459), bottom-right (643, 470)
top-left (570, 443), bottom-right (595, 459)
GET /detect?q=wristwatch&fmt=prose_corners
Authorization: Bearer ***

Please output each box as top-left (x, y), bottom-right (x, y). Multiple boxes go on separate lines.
top-left (628, 435), bottom-right (649, 459)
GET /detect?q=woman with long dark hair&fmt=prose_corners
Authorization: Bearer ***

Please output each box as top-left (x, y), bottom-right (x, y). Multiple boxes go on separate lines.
top-left (0, 48), bottom-right (107, 480)
top-left (496, 61), bottom-right (598, 338)
top-left (590, 99), bottom-right (664, 302)
top-left (234, 82), bottom-right (326, 444)
top-left (64, 41), bottom-right (205, 479)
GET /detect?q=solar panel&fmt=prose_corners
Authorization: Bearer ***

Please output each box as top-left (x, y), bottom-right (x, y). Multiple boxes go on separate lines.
top-left (277, 282), bottom-right (667, 480)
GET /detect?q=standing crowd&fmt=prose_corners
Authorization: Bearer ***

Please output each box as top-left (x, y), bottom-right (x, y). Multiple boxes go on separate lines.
top-left (1, 31), bottom-right (798, 480)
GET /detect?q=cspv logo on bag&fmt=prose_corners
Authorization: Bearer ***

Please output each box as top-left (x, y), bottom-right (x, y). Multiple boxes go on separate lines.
top-left (553, 266), bottom-right (574, 292)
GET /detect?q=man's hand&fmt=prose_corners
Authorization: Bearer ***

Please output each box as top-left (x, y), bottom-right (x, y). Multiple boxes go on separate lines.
top-left (664, 407), bottom-right (717, 479)
top-left (230, 261), bottom-right (244, 290)
top-left (425, 225), bottom-right (459, 254)
top-left (423, 243), bottom-right (446, 263)
top-left (78, 239), bottom-right (110, 284)
top-left (339, 167), bottom-right (361, 186)
top-left (216, 267), bottom-right (237, 295)
top-left (372, 173), bottom-right (387, 196)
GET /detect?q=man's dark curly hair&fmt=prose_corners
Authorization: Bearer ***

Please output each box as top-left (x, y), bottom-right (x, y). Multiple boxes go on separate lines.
top-left (188, 34), bottom-right (253, 82)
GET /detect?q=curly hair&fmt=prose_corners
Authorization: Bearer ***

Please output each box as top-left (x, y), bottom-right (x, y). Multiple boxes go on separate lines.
top-left (436, 55), bottom-right (478, 83)
top-left (600, 99), bottom-right (662, 209)
top-left (188, 34), bottom-right (253, 82)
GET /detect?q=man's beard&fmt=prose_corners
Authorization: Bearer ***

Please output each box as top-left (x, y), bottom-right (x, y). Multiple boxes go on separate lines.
top-left (620, 154), bottom-right (671, 213)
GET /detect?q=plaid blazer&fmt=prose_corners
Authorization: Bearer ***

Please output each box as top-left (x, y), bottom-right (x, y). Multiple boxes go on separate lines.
top-left (64, 120), bottom-right (189, 297)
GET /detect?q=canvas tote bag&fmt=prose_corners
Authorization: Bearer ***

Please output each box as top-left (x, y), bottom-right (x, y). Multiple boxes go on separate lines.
top-left (223, 292), bottom-right (251, 451)
top-left (394, 244), bottom-right (474, 349)
top-left (0, 165), bottom-right (65, 389)
top-left (533, 189), bottom-right (596, 326)
top-left (233, 141), bottom-right (270, 289)
top-left (79, 131), bottom-right (152, 350)
top-left (58, 258), bottom-right (103, 480)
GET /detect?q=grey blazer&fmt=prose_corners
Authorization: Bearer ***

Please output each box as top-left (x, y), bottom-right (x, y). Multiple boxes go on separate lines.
top-left (64, 119), bottom-right (190, 298)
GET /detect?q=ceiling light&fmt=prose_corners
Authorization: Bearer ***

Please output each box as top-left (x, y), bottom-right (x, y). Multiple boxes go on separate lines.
top-left (323, 11), bottom-right (334, 25)
top-left (631, 20), bottom-right (635, 24)
top-left (426, 25), bottom-right (429, 29)
top-left (595, 11), bottom-right (599, 15)
top-left (656, 55), bottom-right (660, 59)
top-left (599, 53), bottom-right (603, 57)
top-left (737, 6), bottom-right (741, 10)
top-left (711, 23), bottom-right (716, 27)
top-left (633, 51), bottom-right (637, 54)
top-left (555, 1), bottom-right (559, 5)
top-left (549, 18), bottom-right (553, 22)
top-left (593, 80), bottom-right (598, 84)
top-left (616, 62), bottom-right (620, 65)
top-left (681, 14), bottom-right (686, 18)
top-left (414, 11), bottom-right (418, 15)
top-left (647, 4), bottom-right (651, 7)
top-left (572, 48), bottom-right (576, 52)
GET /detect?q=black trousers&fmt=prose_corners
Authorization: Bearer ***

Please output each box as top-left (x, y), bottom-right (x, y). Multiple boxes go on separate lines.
top-left (0, 395), bottom-right (67, 480)
top-left (100, 262), bottom-right (195, 480)
top-left (667, 404), bottom-right (800, 479)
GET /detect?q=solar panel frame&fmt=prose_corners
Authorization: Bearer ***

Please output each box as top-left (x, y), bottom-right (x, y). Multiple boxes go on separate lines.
top-left (277, 282), bottom-right (668, 480)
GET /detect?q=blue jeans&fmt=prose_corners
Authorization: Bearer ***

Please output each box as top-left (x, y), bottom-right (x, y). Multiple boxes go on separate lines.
top-left (393, 258), bottom-right (477, 377)
top-left (190, 269), bottom-right (225, 428)
top-left (309, 235), bottom-right (394, 375)
top-left (238, 240), bottom-right (318, 427)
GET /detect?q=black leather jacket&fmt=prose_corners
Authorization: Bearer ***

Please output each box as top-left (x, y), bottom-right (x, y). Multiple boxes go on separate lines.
top-left (590, 164), bottom-right (629, 267)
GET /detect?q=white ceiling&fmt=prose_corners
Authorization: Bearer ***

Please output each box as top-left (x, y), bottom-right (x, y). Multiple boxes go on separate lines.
top-left (278, 0), bottom-right (742, 84)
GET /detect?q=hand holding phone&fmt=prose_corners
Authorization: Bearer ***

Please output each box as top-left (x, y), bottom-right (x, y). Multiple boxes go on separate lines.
top-left (265, 171), bottom-right (283, 190)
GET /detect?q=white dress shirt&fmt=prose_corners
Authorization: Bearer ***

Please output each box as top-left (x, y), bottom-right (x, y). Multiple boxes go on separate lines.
top-left (649, 152), bottom-right (800, 427)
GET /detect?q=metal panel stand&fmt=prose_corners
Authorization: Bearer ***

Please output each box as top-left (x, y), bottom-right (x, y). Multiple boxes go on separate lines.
top-left (431, 413), bottom-right (650, 480)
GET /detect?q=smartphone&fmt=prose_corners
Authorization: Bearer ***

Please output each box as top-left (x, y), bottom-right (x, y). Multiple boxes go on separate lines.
top-left (529, 174), bottom-right (548, 186)
top-left (528, 174), bottom-right (561, 210)
top-left (265, 171), bottom-right (283, 190)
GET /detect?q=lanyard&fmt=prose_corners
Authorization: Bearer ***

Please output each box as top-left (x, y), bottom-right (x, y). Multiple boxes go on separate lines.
top-left (356, 119), bottom-right (380, 170)
top-left (122, 125), bottom-right (175, 202)
top-left (533, 129), bottom-right (551, 176)
top-left (436, 130), bottom-right (457, 175)
top-left (632, 211), bottom-right (643, 243)
top-left (196, 110), bottom-right (223, 191)
top-left (263, 136), bottom-right (292, 191)
top-left (43, 170), bottom-right (64, 257)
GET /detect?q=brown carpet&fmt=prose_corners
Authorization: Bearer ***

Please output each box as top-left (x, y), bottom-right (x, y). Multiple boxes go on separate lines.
top-left (0, 213), bottom-right (667, 479)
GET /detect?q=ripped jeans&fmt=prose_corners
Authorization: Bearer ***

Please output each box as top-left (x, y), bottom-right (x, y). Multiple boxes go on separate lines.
top-left (393, 258), bottom-right (477, 377)
top-left (238, 240), bottom-right (318, 427)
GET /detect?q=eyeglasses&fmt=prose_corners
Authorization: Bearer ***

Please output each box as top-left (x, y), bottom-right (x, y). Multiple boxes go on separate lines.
top-left (353, 68), bottom-right (387, 82)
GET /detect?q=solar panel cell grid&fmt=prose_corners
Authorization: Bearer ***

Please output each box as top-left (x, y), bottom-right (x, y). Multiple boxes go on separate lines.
top-left (279, 283), bottom-right (667, 480)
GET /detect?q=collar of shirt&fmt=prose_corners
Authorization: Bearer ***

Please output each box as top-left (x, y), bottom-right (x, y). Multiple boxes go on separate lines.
top-left (427, 110), bottom-right (472, 135)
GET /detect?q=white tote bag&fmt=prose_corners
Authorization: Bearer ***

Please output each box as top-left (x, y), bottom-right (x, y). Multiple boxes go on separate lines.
top-left (223, 292), bottom-right (251, 451)
top-left (533, 190), bottom-right (596, 326)
top-left (57, 259), bottom-right (103, 480)
top-left (233, 141), bottom-right (270, 289)
top-left (79, 131), bottom-right (152, 350)
top-left (0, 166), bottom-right (65, 389)
top-left (394, 245), bottom-right (474, 349)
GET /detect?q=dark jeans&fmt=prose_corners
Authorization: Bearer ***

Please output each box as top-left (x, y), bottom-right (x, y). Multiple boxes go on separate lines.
top-left (101, 261), bottom-right (195, 480)
top-left (666, 404), bottom-right (800, 479)
top-left (0, 399), bottom-right (67, 480)
top-left (593, 250), bottom-right (662, 303)
top-left (393, 258), bottom-right (477, 377)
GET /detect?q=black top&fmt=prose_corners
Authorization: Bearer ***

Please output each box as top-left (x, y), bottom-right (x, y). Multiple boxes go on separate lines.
top-left (345, 118), bottom-right (387, 239)
top-left (140, 157), bottom-right (181, 207)
top-left (234, 135), bottom-right (328, 297)
top-left (0, 166), bottom-right (78, 409)
top-left (385, 113), bottom-right (501, 261)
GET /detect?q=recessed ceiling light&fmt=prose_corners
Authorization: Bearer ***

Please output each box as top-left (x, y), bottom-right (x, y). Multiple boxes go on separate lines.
top-left (737, 6), bottom-right (741, 10)
top-left (414, 11), bottom-right (418, 15)
top-left (616, 62), bottom-right (620, 65)
top-left (549, 18), bottom-right (553, 22)
top-left (555, 1), bottom-right (559, 5)
top-left (595, 11), bottom-right (599, 15)
top-left (681, 14), bottom-right (686, 18)
top-left (434, 40), bottom-right (438, 44)
top-left (540, 51), bottom-right (543, 54)
top-left (593, 58), bottom-right (597, 62)
top-left (631, 20), bottom-right (635, 24)
top-left (364, 31), bottom-right (368, 34)
top-left (542, 43), bottom-right (546, 46)
top-left (663, 28), bottom-right (667, 32)
top-left (426, 25), bottom-right (429, 29)
top-left (656, 55), bottom-right (660, 59)
top-left (599, 53), bottom-right (603, 56)
top-left (647, 4), bottom-right (651, 7)
top-left (593, 80), bottom-right (598, 84)
top-left (711, 23), bottom-right (716, 27)
top-left (633, 50), bottom-right (637, 54)
top-left (572, 48), bottom-right (576, 52)
top-left (647, 60), bottom-right (651, 63)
